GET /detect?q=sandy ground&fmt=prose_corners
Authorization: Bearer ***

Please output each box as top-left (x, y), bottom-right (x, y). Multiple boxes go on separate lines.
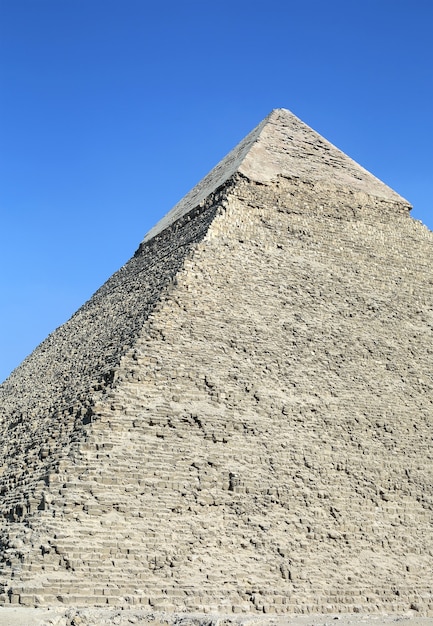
top-left (0, 608), bottom-right (431, 626)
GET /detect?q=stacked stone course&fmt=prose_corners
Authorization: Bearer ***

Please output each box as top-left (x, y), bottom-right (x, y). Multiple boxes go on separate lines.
top-left (0, 109), bottom-right (432, 616)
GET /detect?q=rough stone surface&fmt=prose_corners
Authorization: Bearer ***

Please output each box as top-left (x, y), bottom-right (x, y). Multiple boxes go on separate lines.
top-left (0, 608), bottom-right (431, 626)
top-left (0, 109), bottom-right (432, 617)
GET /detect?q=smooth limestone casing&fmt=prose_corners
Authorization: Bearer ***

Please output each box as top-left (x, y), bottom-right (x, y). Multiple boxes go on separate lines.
top-left (0, 110), bottom-right (432, 615)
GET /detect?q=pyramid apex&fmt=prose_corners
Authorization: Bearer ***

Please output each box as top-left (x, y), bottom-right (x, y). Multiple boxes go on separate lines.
top-left (143, 110), bottom-right (409, 243)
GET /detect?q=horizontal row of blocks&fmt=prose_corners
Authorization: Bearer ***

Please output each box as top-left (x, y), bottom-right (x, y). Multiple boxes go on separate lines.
top-left (2, 593), bottom-right (432, 616)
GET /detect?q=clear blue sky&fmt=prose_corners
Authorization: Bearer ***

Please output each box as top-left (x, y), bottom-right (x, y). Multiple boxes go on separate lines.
top-left (1, 0), bottom-right (432, 383)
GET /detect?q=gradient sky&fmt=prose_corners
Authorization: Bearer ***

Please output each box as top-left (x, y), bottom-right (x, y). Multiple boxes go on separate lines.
top-left (1, 0), bottom-right (432, 383)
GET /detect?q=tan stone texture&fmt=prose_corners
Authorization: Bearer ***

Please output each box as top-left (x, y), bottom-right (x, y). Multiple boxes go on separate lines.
top-left (0, 110), bottom-right (432, 617)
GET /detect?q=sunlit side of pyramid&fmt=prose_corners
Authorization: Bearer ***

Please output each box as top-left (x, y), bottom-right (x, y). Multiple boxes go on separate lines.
top-left (0, 109), bottom-right (432, 615)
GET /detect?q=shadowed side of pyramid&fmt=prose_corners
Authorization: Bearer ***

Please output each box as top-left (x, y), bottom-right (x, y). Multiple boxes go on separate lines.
top-left (0, 187), bottom-right (225, 525)
top-left (0, 110), bottom-right (432, 615)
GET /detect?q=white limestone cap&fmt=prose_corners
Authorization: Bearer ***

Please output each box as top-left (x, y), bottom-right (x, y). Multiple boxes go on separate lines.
top-left (142, 109), bottom-right (410, 243)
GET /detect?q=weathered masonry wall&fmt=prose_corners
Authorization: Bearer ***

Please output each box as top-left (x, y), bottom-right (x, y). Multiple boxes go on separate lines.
top-left (1, 174), bottom-right (431, 615)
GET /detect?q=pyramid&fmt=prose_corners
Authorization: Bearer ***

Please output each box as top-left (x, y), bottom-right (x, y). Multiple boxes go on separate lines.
top-left (0, 109), bottom-right (432, 616)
